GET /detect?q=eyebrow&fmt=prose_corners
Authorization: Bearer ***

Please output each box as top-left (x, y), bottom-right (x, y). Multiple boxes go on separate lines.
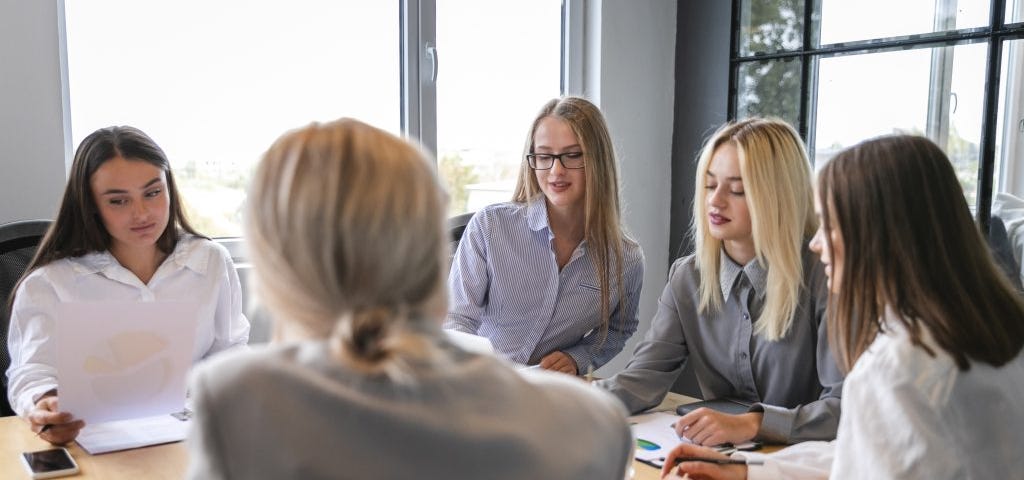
top-left (705, 171), bottom-right (743, 182)
top-left (534, 144), bottom-right (582, 152)
top-left (99, 177), bottom-right (164, 195)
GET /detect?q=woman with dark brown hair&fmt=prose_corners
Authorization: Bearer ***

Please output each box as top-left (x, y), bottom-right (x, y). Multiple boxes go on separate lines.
top-left (662, 135), bottom-right (1024, 479)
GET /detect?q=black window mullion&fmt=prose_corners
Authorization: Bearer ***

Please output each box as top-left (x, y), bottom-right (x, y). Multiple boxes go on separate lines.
top-left (977, 0), bottom-right (1009, 232)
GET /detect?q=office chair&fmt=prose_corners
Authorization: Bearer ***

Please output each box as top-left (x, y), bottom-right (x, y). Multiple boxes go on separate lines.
top-left (447, 211), bottom-right (475, 257)
top-left (0, 219), bottom-right (51, 416)
top-left (989, 215), bottom-right (1023, 292)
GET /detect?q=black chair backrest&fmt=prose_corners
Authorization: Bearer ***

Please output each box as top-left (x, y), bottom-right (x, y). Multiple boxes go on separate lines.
top-left (0, 219), bottom-right (51, 416)
top-left (988, 216), bottom-right (1023, 292)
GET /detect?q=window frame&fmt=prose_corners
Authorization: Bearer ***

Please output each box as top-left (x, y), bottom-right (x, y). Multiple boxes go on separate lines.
top-left (728, 0), bottom-right (1024, 231)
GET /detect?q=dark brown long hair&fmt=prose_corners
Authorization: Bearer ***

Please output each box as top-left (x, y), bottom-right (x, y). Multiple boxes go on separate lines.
top-left (818, 135), bottom-right (1024, 372)
top-left (21, 126), bottom-right (202, 282)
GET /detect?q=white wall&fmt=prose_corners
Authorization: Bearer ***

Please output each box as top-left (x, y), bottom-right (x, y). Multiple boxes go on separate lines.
top-left (0, 0), bottom-right (68, 224)
top-left (586, 0), bottom-right (676, 376)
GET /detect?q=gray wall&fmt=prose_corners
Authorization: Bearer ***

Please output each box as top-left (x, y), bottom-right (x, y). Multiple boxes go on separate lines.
top-left (0, 0), bottom-right (68, 224)
top-left (667, 0), bottom-right (732, 396)
top-left (587, 0), bottom-right (677, 376)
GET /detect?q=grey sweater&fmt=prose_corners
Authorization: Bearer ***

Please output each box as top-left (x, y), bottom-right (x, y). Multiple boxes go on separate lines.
top-left (187, 339), bottom-right (632, 479)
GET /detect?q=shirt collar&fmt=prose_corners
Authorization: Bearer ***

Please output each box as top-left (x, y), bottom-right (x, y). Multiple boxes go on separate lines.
top-left (526, 194), bottom-right (550, 232)
top-left (68, 234), bottom-right (210, 277)
top-left (719, 251), bottom-right (767, 301)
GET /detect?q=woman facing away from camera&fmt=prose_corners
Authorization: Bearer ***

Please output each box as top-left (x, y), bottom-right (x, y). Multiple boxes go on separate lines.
top-left (6, 126), bottom-right (249, 445)
top-left (597, 118), bottom-right (844, 446)
top-left (664, 135), bottom-right (1024, 480)
top-left (186, 118), bottom-right (633, 479)
top-left (444, 97), bottom-right (644, 375)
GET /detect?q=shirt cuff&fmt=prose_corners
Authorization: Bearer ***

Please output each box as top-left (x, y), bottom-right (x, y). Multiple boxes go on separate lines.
top-left (16, 385), bottom-right (57, 418)
top-left (751, 402), bottom-right (795, 443)
top-left (732, 452), bottom-right (780, 480)
top-left (562, 346), bottom-right (591, 375)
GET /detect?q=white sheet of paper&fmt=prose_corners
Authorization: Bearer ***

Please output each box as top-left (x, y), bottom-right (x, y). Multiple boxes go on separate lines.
top-left (56, 301), bottom-right (199, 424)
top-left (76, 413), bottom-right (190, 455)
top-left (444, 329), bottom-right (495, 355)
top-left (629, 411), bottom-right (692, 463)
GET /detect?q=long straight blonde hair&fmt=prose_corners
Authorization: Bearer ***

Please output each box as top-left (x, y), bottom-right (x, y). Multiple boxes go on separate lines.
top-left (692, 118), bottom-right (815, 340)
top-left (512, 97), bottom-right (634, 350)
top-left (245, 118), bottom-right (449, 381)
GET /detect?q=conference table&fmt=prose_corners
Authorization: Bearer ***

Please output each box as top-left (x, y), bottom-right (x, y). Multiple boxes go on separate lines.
top-left (1, 392), bottom-right (764, 480)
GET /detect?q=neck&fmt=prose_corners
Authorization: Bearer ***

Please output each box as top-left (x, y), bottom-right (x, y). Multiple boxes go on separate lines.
top-left (110, 243), bottom-right (166, 284)
top-left (723, 238), bottom-right (756, 266)
top-left (546, 201), bottom-right (585, 243)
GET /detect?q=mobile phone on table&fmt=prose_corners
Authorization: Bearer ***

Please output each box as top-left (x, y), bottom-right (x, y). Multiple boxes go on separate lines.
top-left (20, 448), bottom-right (80, 479)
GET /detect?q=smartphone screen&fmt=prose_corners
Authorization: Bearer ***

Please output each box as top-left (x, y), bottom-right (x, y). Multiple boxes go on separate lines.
top-left (22, 448), bottom-right (78, 475)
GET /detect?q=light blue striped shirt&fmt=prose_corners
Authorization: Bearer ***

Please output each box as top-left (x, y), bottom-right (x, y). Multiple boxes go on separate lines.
top-left (444, 195), bottom-right (644, 371)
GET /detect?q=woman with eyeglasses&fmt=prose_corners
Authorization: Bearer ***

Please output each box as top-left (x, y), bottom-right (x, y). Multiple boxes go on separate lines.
top-left (444, 97), bottom-right (644, 375)
top-left (661, 135), bottom-right (1024, 480)
top-left (596, 118), bottom-right (843, 446)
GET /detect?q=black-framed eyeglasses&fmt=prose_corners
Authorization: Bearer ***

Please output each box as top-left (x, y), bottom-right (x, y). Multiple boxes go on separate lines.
top-left (526, 152), bottom-right (586, 170)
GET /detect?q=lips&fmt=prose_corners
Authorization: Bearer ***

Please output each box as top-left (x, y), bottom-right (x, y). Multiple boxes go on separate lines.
top-left (709, 213), bottom-right (730, 226)
top-left (130, 223), bottom-right (156, 234)
top-left (548, 181), bottom-right (571, 193)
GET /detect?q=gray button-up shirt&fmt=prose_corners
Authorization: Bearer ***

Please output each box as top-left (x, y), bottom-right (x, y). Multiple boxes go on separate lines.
top-left (597, 247), bottom-right (844, 443)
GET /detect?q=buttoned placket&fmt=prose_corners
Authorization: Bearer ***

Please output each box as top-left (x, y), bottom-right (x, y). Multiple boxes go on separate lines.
top-left (733, 273), bottom-right (759, 400)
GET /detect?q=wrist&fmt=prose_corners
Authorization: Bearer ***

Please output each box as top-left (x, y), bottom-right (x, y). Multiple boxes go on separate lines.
top-left (744, 412), bottom-right (764, 438)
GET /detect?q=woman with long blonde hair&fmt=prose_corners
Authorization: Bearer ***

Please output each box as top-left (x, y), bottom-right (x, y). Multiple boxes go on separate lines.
top-left (445, 97), bottom-right (644, 375)
top-left (186, 118), bottom-right (633, 479)
top-left (598, 118), bottom-right (843, 446)
top-left (664, 135), bottom-right (1024, 479)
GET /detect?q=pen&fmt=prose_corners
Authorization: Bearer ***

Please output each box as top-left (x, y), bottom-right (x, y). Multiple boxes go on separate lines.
top-left (671, 456), bottom-right (764, 466)
top-left (37, 424), bottom-right (54, 436)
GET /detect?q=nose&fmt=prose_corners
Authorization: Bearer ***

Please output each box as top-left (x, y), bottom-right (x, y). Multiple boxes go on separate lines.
top-left (549, 157), bottom-right (567, 175)
top-left (809, 228), bottom-right (825, 258)
top-left (132, 199), bottom-right (149, 219)
top-left (707, 185), bottom-right (727, 209)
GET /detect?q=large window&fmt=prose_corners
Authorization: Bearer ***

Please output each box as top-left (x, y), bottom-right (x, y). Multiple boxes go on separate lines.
top-left (64, 1), bottom-right (564, 236)
top-left (435, 0), bottom-right (562, 215)
top-left (733, 0), bottom-right (1024, 227)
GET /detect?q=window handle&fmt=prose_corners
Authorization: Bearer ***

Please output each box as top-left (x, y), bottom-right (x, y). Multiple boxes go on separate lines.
top-left (426, 42), bottom-right (439, 84)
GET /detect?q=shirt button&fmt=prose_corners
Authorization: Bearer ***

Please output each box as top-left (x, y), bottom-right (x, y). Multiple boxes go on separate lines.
top-left (740, 352), bottom-right (748, 359)
top-left (742, 313), bottom-right (750, 320)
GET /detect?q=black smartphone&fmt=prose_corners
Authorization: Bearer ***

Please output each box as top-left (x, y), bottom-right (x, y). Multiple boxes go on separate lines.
top-left (20, 448), bottom-right (80, 479)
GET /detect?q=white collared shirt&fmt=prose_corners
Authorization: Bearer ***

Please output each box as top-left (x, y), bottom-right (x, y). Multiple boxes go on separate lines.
top-left (736, 308), bottom-right (1024, 479)
top-left (6, 234), bottom-right (250, 417)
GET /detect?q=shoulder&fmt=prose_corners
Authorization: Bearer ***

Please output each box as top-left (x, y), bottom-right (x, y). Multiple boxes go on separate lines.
top-left (515, 369), bottom-right (630, 435)
top-left (172, 235), bottom-right (235, 272)
top-left (473, 202), bottom-right (528, 227)
top-left (850, 320), bottom-right (956, 394)
top-left (18, 257), bottom-right (81, 292)
top-left (620, 236), bottom-right (645, 269)
top-left (667, 254), bottom-right (700, 287)
top-left (190, 343), bottom-right (300, 399)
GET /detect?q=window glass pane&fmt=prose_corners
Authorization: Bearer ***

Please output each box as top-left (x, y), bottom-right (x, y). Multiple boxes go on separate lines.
top-left (65, 0), bottom-right (400, 238)
top-left (995, 39), bottom-right (1024, 197)
top-left (819, 0), bottom-right (989, 45)
top-left (736, 58), bottom-right (802, 128)
top-left (436, 0), bottom-right (561, 216)
top-left (1010, 0), bottom-right (1024, 24)
top-left (814, 43), bottom-right (987, 206)
top-left (737, 0), bottom-right (804, 56)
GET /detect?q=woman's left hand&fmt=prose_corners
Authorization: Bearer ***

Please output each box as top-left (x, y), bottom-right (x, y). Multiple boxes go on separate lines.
top-left (538, 351), bottom-right (578, 375)
top-left (675, 408), bottom-right (762, 446)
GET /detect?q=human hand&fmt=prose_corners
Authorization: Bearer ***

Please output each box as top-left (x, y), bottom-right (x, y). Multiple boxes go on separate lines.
top-left (538, 351), bottom-right (578, 375)
top-left (29, 395), bottom-right (85, 445)
top-left (661, 444), bottom-right (747, 480)
top-left (675, 408), bottom-right (761, 446)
